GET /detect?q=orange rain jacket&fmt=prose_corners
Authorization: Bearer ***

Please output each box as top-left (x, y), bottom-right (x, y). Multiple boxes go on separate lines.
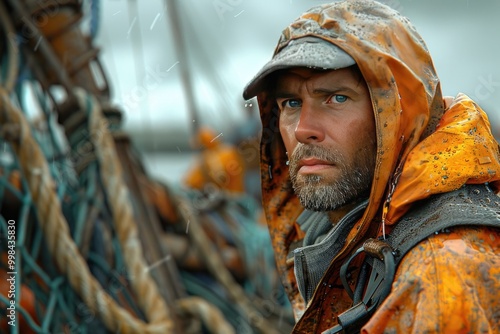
top-left (247, 1), bottom-right (500, 333)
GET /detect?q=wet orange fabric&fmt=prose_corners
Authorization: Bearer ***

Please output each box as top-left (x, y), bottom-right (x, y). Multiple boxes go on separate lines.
top-left (364, 226), bottom-right (500, 333)
top-left (251, 1), bottom-right (500, 333)
top-left (387, 94), bottom-right (500, 224)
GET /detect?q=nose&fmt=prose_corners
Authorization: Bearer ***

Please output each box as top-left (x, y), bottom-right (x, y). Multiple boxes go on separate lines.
top-left (294, 103), bottom-right (325, 144)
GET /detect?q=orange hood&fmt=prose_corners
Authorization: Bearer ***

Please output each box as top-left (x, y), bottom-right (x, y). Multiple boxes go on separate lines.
top-left (246, 0), bottom-right (500, 309)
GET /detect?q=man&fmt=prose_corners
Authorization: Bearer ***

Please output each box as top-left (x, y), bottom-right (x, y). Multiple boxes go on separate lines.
top-left (243, 1), bottom-right (500, 333)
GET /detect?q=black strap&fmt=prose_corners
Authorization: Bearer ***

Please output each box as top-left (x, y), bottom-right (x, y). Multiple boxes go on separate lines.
top-left (324, 184), bottom-right (500, 334)
top-left (386, 183), bottom-right (500, 263)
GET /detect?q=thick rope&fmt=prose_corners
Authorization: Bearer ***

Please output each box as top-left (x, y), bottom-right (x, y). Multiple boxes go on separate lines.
top-left (175, 194), bottom-right (282, 334)
top-left (77, 88), bottom-right (235, 334)
top-left (177, 297), bottom-right (235, 334)
top-left (0, 88), bottom-right (173, 333)
top-left (75, 89), bottom-right (174, 326)
top-left (0, 2), bottom-right (236, 330)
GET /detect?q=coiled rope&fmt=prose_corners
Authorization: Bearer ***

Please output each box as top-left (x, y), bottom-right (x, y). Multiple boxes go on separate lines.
top-left (1, 1), bottom-right (236, 331)
top-left (0, 87), bottom-right (172, 333)
top-left (0, 86), bottom-right (234, 333)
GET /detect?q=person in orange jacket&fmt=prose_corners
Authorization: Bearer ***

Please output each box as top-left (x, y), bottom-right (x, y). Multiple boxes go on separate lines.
top-left (184, 126), bottom-right (246, 193)
top-left (243, 1), bottom-right (500, 333)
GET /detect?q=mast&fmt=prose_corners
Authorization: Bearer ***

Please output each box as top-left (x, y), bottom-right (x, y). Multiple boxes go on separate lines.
top-left (164, 0), bottom-right (200, 137)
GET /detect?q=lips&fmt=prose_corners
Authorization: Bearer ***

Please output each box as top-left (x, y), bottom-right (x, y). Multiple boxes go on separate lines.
top-left (298, 158), bottom-right (334, 174)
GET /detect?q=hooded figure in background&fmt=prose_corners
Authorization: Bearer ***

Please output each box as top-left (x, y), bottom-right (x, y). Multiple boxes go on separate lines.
top-left (243, 1), bottom-right (500, 333)
top-left (183, 126), bottom-right (246, 193)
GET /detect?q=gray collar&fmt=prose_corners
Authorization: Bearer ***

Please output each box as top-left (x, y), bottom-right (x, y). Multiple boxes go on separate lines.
top-left (293, 200), bottom-right (369, 303)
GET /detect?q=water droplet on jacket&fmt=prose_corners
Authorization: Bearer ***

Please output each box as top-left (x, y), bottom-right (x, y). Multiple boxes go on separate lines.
top-left (479, 263), bottom-right (491, 282)
top-left (479, 156), bottom-right (492, 165)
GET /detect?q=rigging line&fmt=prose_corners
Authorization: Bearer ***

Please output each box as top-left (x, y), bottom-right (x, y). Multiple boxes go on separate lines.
top-left (0, 1), bottom-right (21, 93)
top-left (6, 0), bottom-right (75, 94)
top-left (89, 0), bottom-right (101, 39)
top-left (126, 0), bottom-right (155, 149)
top-left (182, 10), bottom-right (236, 128)
top-left (164, 0), bottom-right (200, 137)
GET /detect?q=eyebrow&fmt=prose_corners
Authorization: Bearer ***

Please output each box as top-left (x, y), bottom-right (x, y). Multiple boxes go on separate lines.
top-left (274, 86), bottom-right (358, 99)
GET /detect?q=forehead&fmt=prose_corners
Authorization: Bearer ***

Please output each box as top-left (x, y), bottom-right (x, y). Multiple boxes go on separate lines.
top-left (273, 67), bottom-right (362, 92)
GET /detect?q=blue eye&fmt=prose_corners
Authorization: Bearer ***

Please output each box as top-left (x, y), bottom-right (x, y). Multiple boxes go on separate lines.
top-left (284, 99), bottom-right (302, 108)
top-left (332, 95), bottom-right (348, 103)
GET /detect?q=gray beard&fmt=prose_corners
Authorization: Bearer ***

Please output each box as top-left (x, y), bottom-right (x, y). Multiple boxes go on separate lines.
top-left (289, 145), bottom-right (375, 211)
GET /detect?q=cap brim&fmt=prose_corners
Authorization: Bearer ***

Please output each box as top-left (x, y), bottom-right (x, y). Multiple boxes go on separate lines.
top-left (243, 37), bottom-right (355, 100)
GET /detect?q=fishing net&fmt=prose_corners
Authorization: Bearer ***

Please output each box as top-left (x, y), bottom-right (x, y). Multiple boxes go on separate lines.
top-left (0, 83), bottom-right (178, 333)
top-left (0, 0), bottom-right (293, 333)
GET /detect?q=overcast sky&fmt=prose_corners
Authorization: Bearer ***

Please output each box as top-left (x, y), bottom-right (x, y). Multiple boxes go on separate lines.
top-left (95, 0), bottom-right (500, 151)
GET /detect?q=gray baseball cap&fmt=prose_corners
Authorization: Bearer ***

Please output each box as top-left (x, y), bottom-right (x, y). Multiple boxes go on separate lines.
top-left (243, 36), bottom-right (356, 100)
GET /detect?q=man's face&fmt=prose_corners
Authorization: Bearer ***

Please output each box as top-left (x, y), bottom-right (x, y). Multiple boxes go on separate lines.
top-left (275, 67), bottom-right (377, 211)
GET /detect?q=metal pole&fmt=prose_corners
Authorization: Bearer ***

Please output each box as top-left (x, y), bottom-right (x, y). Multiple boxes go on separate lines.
top-left (164, 0), bottom-right (200, 136)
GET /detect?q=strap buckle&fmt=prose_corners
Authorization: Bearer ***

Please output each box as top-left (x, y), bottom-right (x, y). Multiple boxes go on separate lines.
top-left (322, 238), bottom-right (395, 334)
